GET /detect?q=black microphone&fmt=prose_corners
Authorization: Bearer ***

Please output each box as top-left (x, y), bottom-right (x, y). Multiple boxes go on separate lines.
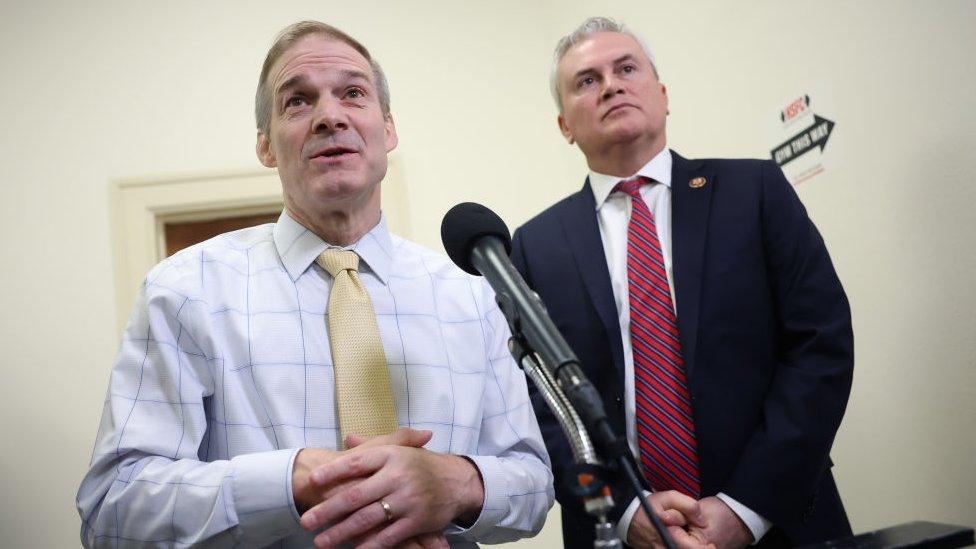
top-left (440, 202), bottom-right (627, 460)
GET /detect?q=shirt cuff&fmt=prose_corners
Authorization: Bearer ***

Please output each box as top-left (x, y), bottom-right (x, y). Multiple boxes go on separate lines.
top-left (716, 492), bottom-right (772, 544)
top-left (616, 492), bottom-right (651, 543)
top-left (232, 448), bottom-right (304, 545)
top-left (442, 454), bottom-right (504, 539)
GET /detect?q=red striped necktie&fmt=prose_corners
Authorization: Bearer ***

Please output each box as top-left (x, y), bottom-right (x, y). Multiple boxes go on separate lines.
top-left (614, 176), bottom-right (701, 498)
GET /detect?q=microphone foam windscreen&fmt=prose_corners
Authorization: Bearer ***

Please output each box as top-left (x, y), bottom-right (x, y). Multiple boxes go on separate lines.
top-left (440, 202), bottom-right (512, 275)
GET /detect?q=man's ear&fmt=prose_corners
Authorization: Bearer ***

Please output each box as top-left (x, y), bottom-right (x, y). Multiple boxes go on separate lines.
top-left (256, 131), bottom-right (277, 168)
top-left (384, 113), bottom-right (399, 152)
top-left (558, 115), bottom-right (575, 145)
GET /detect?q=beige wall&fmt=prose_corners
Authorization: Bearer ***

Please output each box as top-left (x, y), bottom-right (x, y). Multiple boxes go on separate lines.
top-left (1, 1), bottom-right (973, 546)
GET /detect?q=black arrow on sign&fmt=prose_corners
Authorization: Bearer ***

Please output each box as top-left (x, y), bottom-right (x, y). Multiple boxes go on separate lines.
top-left (770, 114), bottom-right (835, 167)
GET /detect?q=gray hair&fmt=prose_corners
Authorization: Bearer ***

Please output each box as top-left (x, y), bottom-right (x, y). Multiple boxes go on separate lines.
top-left (255, 20), bottom-right (391, 133)
top-left (549, 16), bottom-right (660, 113)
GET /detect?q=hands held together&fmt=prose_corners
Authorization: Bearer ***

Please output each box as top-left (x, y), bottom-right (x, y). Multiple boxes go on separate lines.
top-left (292, 428), bottom-right (752, 549)
top-left (292, 428), bottom-right (484, 548)
top-left (630, 492), bottom-right (753, 549)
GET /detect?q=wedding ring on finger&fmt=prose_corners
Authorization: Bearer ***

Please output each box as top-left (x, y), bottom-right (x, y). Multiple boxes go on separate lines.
top-left (379, 499), bottom-right (394, 523)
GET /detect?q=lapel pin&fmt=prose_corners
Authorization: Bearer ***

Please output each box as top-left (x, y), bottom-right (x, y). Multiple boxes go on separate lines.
top-left (689, 176), bottom-right (707, 189)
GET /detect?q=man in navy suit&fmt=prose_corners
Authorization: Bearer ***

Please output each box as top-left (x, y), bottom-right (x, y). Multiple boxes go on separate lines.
top-left (511, 17), bottom-right (854, 548)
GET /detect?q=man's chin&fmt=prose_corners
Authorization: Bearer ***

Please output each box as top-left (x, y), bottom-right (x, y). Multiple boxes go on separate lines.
top-left (310, 176), bottom-right (379, 204)
top-left (599, 126), bottom-right (651, 147)
top-left (307, 169), bottom-right (362, 188)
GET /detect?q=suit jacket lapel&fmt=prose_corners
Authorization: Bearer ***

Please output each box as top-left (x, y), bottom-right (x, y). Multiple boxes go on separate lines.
top-left (556, 179), bottom-right (625, 376)
top-left (670, 152), bottom-right (714, 380)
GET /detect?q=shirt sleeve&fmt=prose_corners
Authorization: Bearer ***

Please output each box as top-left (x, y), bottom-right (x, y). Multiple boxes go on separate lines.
top-left (616, 492), bottom-right (650, 542)
top-left (75, 277), bottom-right (305, 547)
top-left (716, 492), bottom-right (772, 544)
top-left (443, 278), bottom-right (555, 543)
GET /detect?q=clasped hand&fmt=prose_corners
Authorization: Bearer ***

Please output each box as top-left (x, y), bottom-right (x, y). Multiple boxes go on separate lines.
top-left (631, 493), bottom-right (753, 549)
top-left (292, 428), bottom-right (484, 548)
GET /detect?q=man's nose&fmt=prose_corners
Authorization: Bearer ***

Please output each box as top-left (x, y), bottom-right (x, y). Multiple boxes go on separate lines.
top-left (312, 99), bottom-right (348, 133)
top-left (600, 76), bottom-right (624, 101)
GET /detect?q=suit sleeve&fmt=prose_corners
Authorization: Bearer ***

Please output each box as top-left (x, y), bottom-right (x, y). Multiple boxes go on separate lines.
top-left (721, 161), bottom-right (854, 527)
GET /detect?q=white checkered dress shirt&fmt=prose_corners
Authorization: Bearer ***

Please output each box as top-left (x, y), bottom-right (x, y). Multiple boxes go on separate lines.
top-left (77, 211), bottom-right (553, 547)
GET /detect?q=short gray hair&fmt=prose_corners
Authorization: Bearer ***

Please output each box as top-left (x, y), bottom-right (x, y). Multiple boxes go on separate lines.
top-left (549, 17), bottom-right (659, 113)
top-left (255, 20), bottom-right (391, 133)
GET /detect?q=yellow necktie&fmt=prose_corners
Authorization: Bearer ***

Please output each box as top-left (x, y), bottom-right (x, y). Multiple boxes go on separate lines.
top-left (316, 249), bottom-right (397, 446)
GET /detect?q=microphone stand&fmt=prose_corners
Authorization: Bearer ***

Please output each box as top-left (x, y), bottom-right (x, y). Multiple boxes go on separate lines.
top-left (498, 296), bottom-right (677, 549)
top-left (440, 203), bottom-right (680, 548)
top-left (507, 336), bottom-right (620, 548)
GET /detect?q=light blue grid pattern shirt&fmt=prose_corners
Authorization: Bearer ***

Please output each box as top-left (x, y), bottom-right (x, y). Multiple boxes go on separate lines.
top-left (77, 211), bottom-right (554, 547)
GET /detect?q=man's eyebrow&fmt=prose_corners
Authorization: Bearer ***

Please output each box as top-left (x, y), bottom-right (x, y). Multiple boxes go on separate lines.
top-left (276, 74), bottom-right (310, 98)
top-left (337, 68), bottom-right (371, 83)
top-left (571, 65), bottom-right (598, 80)
top-left (276, 69), bottom-right (373, 98)
top-left (613, 53), bottom-right (638, 65)
top-left (571, 54), bottom-right (639, 79)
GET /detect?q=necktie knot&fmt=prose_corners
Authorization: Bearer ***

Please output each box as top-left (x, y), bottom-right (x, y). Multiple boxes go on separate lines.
top-left (317, 249), bottom-right (359, 277)
top-left (613, 176), bottom-right (647, 199)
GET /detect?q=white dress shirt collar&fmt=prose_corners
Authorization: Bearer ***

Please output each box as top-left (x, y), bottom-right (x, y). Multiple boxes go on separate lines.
top-left (588, 147), bottom-right (673, 210)
top-left (273, 209), bottom-right (393, 284)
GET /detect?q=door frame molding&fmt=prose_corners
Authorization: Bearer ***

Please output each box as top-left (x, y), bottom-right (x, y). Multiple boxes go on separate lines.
top-left (110, 169), bottom-right (283, 331)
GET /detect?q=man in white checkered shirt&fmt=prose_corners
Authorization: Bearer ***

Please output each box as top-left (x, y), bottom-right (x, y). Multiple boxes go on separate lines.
top-left (77, 20), bottom-right (553, 548)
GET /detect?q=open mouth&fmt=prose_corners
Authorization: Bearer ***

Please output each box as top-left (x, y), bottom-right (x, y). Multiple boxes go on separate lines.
top-left (311, 146), bottom-right (357, 160)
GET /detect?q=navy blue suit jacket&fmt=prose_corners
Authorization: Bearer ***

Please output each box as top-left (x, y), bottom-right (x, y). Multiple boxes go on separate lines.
top-left (511, 152), bottom-right (854, 548)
